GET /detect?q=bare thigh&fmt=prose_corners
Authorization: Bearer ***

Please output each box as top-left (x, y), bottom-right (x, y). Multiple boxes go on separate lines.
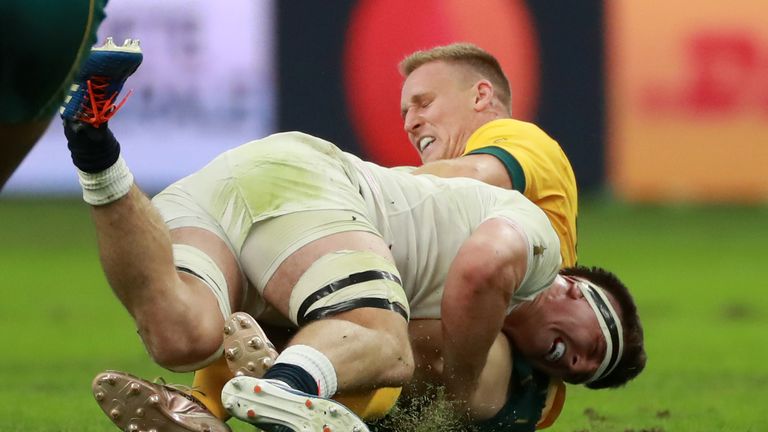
top-left (170, 226), bottom-right (245, 311)
top-left (261, 230), bottom-right (396, 316)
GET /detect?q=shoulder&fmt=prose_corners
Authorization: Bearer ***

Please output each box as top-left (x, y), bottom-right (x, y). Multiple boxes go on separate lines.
top-left (464, 119), bottom-right (557, 155)
top-left (463, 119), bottom-right (571, 193)
top-left (468, 218), bottom-right (531, 273)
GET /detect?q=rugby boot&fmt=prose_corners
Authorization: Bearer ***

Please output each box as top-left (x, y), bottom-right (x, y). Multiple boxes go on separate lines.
top-left (222, 312), bottom-right (279, 378)
top-left (92, 370), bottom-right (231, 432)
top-left (60, 37), bottom-right (143, 126)
top-left (222, 376), bottom-right (370, 432)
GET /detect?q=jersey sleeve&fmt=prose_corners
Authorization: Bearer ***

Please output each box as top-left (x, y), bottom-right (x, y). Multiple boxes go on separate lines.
top-left (483, 193), bottom-right (562, 306)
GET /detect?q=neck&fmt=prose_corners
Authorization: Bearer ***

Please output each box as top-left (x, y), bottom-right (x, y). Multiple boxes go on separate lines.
top-left (479, 109), bottom-right (507, 125)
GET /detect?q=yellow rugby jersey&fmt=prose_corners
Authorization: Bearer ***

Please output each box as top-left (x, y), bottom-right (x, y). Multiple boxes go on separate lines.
top-left (464, 119), bottom-right (578, 267)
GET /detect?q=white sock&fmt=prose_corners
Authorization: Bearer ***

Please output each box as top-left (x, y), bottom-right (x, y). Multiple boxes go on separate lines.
top-left (274, 344), bottom-right (338, 398)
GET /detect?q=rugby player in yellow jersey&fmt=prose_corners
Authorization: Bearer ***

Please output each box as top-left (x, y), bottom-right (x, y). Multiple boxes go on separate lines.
top-left (400, 43), bottom-right (577, 268)
top-left (397, 42), bottom-right (579, 429)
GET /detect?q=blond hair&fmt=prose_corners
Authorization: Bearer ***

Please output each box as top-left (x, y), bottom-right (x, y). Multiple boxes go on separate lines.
top-left (399, 43), bottom-right (512, 110)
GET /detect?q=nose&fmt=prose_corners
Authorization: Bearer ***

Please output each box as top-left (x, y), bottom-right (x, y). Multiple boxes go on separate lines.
top-left (403, 110), bottom-right (421, 134)
top-left (570, 354), bottom-right (598, 382)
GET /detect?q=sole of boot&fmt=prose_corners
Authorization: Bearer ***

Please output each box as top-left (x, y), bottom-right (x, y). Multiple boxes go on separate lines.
top-left (92, 370), bottom-right (229, 432)
top-left (222, 376), bottom-right (369, 432)
top-left (223, 312), bottom-right (279, 378)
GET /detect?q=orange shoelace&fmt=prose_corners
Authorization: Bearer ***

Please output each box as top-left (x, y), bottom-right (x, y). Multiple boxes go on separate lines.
top-left (79, 77), bottom-right (133, 126)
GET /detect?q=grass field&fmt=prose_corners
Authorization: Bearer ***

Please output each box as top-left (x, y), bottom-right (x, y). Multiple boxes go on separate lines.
top-left (1, 197), bottom-right (766, 431)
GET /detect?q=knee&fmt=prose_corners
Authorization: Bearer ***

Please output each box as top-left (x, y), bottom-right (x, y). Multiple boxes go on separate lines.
top-left (139, 315), bottom-right (224, 372)
top-left (383, 330), bottom-right (415, 384)
top-left (367, 313), bottom-right (415, 384)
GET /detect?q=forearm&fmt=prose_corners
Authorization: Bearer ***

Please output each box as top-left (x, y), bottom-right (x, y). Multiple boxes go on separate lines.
top-left (405, 320), bottom-right (512, 421)
top-left (439, 219), bottom-right (526, 411)
top-left (468, 332), bottom-right (513, 421)
top-left (441, 281), bottom-right (507, 402)
top-left (412, 159), bottom-right (475, 178)
top-left (412, 155), bottom-right (511, 189)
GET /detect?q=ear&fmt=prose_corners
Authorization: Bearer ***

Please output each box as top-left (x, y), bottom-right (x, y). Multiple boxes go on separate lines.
top-left (473, 79), bottom-right (494, 111)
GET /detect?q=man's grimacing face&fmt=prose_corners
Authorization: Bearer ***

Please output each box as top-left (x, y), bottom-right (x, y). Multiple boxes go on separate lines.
top-left (400, 61), bottom-right (485, 163)
top-left (505, 275), bottom-right (622, 384)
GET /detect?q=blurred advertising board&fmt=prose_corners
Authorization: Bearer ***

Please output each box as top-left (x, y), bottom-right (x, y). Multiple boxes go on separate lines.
top-left (607, 1), bottom-right (768, 202)
top-left (4, 0), bottom-right (276, 195)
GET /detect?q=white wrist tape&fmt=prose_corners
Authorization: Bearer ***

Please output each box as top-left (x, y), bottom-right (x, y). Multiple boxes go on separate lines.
top-left (77, 155), bottom-right (134, 205)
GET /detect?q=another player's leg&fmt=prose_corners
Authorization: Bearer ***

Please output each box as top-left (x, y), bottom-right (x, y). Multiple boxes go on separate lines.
top-left (0, 0), bottom-right (106, 190)
top-left (259, 230), bottom-right (414, 390)
top-left (0, 121), bottom-right (51, 187)
top-left (190, 357), bottom-right (238, 420)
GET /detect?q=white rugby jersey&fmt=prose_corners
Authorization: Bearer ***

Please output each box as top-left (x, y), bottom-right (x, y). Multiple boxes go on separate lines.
top-left (153, 132), bottom-right (562, 320)
top-left (341, 150), bottom-right (562, 319)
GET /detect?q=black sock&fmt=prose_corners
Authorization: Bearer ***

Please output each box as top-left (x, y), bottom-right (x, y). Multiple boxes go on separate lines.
top-left (64, 119), bottom-right (121, 173)
top-left (263, 363), bottom-right (319, 396)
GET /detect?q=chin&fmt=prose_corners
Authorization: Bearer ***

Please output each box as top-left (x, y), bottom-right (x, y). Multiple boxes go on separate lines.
top-left (422, 151), bottom-right (442, 164)
top-left (419, 145), bottom-right (443, 163)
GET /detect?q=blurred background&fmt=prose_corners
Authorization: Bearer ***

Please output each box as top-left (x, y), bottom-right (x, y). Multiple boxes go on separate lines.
top-left (5, 0), bottom-right (767, 201)
top-left (1, 1), bottom-right (767, 431)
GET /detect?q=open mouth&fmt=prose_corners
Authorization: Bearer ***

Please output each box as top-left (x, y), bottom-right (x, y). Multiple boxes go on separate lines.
top-left (545, 337), bottom-right (565, 363)
top-left (418, 136), bottom-right (435, 153)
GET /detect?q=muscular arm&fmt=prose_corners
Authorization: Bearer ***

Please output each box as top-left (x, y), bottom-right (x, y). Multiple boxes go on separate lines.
top-left (440, 217), bottom-right (528, 414)
top-left (412, 153), bottom-right (513, 189)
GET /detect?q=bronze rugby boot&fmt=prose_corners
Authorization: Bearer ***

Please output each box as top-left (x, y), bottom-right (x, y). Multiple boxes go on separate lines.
top-left (222, 312), bottom-right (279, 378)
top-left (92, 370), bottom-right (230, 432)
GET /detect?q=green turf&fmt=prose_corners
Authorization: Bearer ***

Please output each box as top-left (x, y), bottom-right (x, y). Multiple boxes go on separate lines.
top-left (0, 197), bottom-right (766, 431)
top-left (549, 201), bottom-right (768, 432)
